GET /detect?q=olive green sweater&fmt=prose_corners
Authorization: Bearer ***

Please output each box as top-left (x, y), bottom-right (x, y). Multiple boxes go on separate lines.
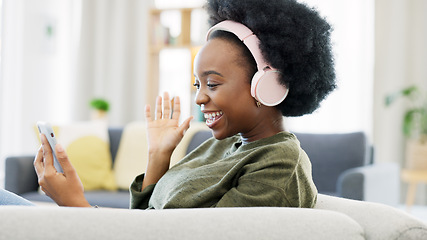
top-left (130, 132), bottom-right (317, 209)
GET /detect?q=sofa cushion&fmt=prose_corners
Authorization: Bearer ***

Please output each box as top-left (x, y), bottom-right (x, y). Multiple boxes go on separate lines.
top-left (112, 122), bottom-right (148, 190)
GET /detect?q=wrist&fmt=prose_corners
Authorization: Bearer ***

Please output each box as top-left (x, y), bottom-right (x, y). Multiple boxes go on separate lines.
top-left (59, 195), bottom-right (91, 208)
top-left (142, 155), bottom-right (171, 191)
top-left (148, 147), bottom-right (173, 158)
top-left (74, 201), bottom-right (92, 208)
top-left (148, 149), bottom-right (173, 166)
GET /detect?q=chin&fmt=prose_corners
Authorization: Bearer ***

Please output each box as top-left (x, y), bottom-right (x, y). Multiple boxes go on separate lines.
top-left (212, 132), bottom-right (227, 140)
top-left (211, 128), bottom-right (236, 141)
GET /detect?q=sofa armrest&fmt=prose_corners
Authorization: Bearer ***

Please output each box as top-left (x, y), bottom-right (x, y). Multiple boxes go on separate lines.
top-left (316, 194), bottom-right (427, 240)
top-left (5, 156), bottom-right (39, 195)
top-left (0, 206), bottom-right (365, 240)
top-left (337, 162), bottom-right (400, 206)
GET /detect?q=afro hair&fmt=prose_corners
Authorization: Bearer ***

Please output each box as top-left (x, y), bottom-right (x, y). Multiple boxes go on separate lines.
top-left (205, 0), bottom-right (336, 117)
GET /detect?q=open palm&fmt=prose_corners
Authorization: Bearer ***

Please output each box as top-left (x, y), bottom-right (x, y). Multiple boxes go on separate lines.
top-left (145, 92), bottom-right (193, 156)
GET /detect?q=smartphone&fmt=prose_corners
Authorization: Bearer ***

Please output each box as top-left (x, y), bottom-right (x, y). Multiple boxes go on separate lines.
top-left (37, 121), bottom-right (64, 173)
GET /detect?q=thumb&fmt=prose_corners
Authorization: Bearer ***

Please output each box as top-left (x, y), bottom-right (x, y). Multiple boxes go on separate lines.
top-left (179, 116), bottom-right (194, 136)
top-left (55, 144), bottom-right (77, 175)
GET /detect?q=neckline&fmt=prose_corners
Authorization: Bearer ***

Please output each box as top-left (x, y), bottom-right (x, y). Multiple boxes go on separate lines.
top-left (230, 131), bottom-right (292, 153)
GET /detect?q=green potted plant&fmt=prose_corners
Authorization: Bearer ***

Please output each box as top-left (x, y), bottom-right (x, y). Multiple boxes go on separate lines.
top-left (386, 85), bottom-right (427, 169)
top-left (90, 98), bottom-right (110, 120)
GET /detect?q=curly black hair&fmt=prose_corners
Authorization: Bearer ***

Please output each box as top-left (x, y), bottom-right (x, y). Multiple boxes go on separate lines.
top-left (205, 0), bottom-right (336, 117)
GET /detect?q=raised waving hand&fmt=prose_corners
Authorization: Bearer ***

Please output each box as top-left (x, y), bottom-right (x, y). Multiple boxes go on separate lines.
top-left (142, 92), bottom-right (193, 190)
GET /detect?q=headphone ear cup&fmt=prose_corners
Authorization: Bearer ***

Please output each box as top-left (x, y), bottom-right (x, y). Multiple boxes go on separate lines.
top-left (251, 71), bottom-right (289, 106)
top-left (251, 70), bottom-right (264, 100)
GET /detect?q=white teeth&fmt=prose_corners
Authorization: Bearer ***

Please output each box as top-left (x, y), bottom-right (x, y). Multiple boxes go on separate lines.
top-left (204, 111), bottom-right (223, 119)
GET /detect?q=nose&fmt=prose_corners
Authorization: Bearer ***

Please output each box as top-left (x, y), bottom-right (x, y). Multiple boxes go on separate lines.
top-left (195, 88), bottom-right (209, 106)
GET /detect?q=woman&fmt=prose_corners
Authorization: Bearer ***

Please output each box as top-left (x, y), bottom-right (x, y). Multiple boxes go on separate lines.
top-left (129, 0), bottom-right (335, 209)
top-left (3, 0), bottom-right (335, 208)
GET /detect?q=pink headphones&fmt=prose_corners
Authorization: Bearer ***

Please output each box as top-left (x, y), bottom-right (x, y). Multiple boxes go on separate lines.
top-left (206, 20), bottom-right (289, 106)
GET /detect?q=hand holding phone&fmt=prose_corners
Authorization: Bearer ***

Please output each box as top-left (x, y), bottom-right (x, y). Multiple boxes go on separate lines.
top-left (37, 121), bottom-right (64, 173)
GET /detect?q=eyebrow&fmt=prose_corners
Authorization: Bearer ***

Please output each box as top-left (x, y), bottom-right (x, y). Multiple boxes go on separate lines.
top-left (195, 70), bottom-right (224, 78)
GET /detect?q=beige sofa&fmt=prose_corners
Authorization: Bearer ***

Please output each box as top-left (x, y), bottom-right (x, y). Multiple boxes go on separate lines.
top-left (0, 194), bottom-right (426, 240)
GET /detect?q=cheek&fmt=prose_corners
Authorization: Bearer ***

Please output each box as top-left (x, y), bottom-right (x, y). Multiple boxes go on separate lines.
top-left (228, 75), bottom-right (252, 95)
top-left (226, 88), bottom-right (257, 116)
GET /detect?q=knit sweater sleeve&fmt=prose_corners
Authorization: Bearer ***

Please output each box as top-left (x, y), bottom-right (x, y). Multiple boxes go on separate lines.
top-left (129, 174), bottom-right (156, 209)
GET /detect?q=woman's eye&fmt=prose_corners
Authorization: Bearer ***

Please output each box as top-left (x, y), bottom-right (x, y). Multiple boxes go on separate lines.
top-left (193, 82), bottom-right (200, 89)
top-left (207, 83), bottom-right (218, 89)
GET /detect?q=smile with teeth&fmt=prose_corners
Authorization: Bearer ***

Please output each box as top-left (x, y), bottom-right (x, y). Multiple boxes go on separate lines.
top-left (204, 111), bottom-right (223, 125)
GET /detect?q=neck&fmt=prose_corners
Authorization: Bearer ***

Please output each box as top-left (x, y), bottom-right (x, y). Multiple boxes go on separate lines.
top-left (240, 113), bottom-right (285, 144)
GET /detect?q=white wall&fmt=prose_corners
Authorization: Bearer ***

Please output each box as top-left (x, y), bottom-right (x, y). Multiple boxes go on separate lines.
top-left (73, 0), bottom-right (149, 126)
top-left (1, 0), bottom-right (78, 155)
top-left (0, 0), bottom-right (151, 186)
top-left (0, 0), bottom-right (80, 186)
top-left (288, 0), bottom-right (374, 137)
top-left (374, 0), bottom-right (427, 204)
top-left (22, 0), bottom-right (79, 123)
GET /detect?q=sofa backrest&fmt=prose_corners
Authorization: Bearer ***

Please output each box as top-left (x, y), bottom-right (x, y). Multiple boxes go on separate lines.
top-left (186, 130), bottom-right (213, 154)
top-left (294, 132), bottom-right (371, 194)
top-left (108, 128), bottom-right (123, 164)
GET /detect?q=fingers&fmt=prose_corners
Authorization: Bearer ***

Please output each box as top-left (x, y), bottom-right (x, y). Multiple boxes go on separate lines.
top-left (155, 95), bottom-right (162, 120)
top-left (149, 92), bottom-right (184, 120)
top-left (40, 134), bottom-right (56, 175)
top-left (178, 116), bottom-right (194, 136)
top-left (152, 92), bottom-right (173, 120)
top-left (55, 144), bottom-right (76, 176)
top-left (162, 92), bottom-right (172, 119)
top-left (144, 104), bottom-right (152, 122)
top-left (34, 146), bottom-right (44, 176)
top-left (171, 96), bottom-right (181, 120)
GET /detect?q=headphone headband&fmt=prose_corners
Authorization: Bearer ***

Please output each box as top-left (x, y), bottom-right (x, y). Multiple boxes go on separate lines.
top-left (205, 20), bottom-right (289, 106)
top-left (206, 20), bottom-right (271, 72)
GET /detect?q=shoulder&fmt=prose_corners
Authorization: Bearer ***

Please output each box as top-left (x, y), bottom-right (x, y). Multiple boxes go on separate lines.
top-left (246, 132), bottom-right (303, 160)
top-left (222, 132), bottom-right (307, 175)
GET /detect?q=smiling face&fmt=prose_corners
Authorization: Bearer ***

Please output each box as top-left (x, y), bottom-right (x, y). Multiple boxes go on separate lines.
top-left (193, 38), bottom-right (284, 142)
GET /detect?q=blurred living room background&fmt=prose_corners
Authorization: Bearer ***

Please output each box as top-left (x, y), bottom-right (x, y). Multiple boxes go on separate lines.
top-left (0, 0), bottom-right (426, 211)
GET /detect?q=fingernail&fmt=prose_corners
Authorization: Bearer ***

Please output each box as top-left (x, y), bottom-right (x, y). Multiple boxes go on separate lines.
top-left (56, 144), bottom-right (64, 153)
